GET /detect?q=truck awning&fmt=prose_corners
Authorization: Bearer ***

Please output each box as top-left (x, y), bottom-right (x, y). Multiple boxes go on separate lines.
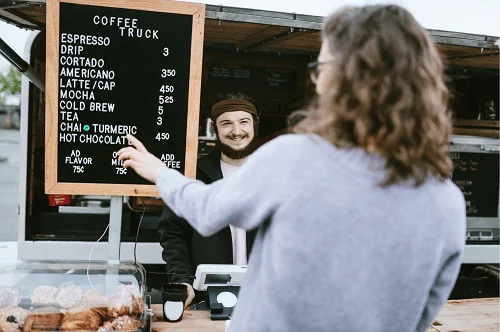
top-left (0, 1), bottom-right (498, 69)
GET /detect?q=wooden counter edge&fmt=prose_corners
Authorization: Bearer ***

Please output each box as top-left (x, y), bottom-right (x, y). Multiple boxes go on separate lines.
top-left (150, 298), bottom-right (500, 332)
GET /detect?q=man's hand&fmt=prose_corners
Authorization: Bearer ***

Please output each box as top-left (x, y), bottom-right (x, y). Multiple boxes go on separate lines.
top-left (117, 134), bottom-right (167, 183)
top-left (183, 283), bottom-right (196, 308)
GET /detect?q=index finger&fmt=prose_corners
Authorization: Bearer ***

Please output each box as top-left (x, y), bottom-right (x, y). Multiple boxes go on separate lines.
top-left (126, 134), bottom-right (147, 153)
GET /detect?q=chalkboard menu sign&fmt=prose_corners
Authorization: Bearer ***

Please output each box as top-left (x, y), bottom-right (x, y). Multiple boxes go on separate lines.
top-left (209, 64), bottom-right (297, 91)
top-left (45, 0), bottom-right (205, 196)
top-left (450, 152), bottom-right (500, 217)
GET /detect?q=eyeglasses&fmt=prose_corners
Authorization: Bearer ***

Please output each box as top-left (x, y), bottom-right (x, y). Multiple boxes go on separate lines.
top-left (307, 60), bottom-right (334, 85)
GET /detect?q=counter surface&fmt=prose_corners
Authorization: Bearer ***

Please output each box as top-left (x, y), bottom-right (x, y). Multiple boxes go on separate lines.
top-left (150, 297), bottom-right (500, 331)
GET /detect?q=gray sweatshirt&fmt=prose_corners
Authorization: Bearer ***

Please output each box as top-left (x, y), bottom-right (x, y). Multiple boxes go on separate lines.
top-left (157, 134), bottom-right (466, 332)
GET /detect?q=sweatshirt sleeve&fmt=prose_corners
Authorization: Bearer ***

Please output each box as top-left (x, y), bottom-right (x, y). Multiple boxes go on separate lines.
top-left (156, 135), bottom-right (294, 237)
top-left (416, 186), bottom-right (466, 332)
top-left (415, 251), bottom-right (463, 332)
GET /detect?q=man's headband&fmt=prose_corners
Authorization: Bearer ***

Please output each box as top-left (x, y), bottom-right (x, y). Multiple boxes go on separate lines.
top-left (211, 99), bottom-right (258, 121)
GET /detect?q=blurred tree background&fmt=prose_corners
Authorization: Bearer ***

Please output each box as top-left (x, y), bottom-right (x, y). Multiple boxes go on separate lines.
top-left (0, 66), bottom-right (21, 105)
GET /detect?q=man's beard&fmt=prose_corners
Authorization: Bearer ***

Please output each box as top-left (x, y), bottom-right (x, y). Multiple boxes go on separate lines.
top-left (216, 134), bottom-right (258, 160)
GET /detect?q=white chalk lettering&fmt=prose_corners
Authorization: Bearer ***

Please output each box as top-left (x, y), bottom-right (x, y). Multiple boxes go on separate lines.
top-left (119, 27), bottom-right (159, 39)
top-left (60, 111), bottom-right (79, 121)
top-left (59, 101), bottom-right (86, 111)
top-left (91, 124), bottom-right (137, 135)
top-left (161, 153), bottom-right (180, 168)
top-left (60, 67), bottom-right (115, 80)
top-left (60, 56), bottom-right (104, 68)
top-left (161, 154), bottom-right (175, 161)
top-left (60, 33), bottom-right (110, 46)
top-left (95, 81), bottom-right (115, 90)
top-left (111, 158), bottom-right (124, 166)
top-left (60, 122), bottom-right (81, 132)
top-left (164, 160), bottom-right (181, 169)
top-left (93, 15), bottom-right (137, 28)
top-left (59, 133), bottom-right (78, 143)
top-left (61, 45), bottom-right (84, 55)
top-left (65, 156), bottom-right (93, 164)
top-left (89, 102), bottom-right (115, 112)
top-left (79, 134), bottom-right (128, 145)
top-left (60, 78), bottom-right (91, 89)
top-left (60, 89), bottom-right (95, 100)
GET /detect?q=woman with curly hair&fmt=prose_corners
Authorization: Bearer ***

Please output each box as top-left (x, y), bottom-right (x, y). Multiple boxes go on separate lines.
top-left (118, 4), bottom-right (465, 331)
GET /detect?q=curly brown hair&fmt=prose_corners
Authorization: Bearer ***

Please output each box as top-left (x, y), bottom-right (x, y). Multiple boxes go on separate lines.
top-left (294, 5), bottom-right (453, 187)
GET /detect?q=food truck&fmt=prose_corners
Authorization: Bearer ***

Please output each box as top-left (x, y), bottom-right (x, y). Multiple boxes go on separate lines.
top-left (0, 0), bottom-right (498, 299)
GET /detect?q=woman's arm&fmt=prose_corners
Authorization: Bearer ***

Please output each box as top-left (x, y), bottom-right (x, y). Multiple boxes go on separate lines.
top-left (118, 134), bottom-right (296, 237)
top-left (155, 141), bottom-right (286, 236)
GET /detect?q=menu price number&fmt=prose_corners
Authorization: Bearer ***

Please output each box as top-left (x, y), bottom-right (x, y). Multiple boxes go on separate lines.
top-left (159, 96), bottom-right (174, 104)
top-left (157, 100), bottom-right (163, 125)
top-left (73, 166), bottom-right (85, 173)
top-left (160, 85), bottom-right (175, 93)
top-left (156, 133), bottom-right (170, 141)
top-left (158, 66), bottom-right (175, 126)
top-left (161, 69), bottom-right (176, 78)
top-left (158, 84), bottom-right (174, 124)
top-left (116, 167), bottom-right (127, 175)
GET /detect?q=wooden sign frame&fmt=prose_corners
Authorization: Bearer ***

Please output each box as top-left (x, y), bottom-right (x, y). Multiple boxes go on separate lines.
top-left (45, 0), bottom-right (205, 196)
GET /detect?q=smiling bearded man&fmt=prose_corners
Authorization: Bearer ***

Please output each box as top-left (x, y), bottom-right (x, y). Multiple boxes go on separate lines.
top-left (212, 98), bottom-right (259, 162)
top-left (158, 95), bottom-right (260, 307)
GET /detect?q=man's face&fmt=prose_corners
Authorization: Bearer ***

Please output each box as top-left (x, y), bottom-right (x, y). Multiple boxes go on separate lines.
top-left (215, 111), bottom-right (255, 158)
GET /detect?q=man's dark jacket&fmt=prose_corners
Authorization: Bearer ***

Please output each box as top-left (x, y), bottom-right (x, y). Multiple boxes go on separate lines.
top-left (158, 149), bottom-right (257, 285)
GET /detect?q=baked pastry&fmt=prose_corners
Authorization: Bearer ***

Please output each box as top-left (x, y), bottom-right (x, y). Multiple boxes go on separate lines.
top-left (107, 285), bottom-right (142, 318)
top-left (60, 307), bottom-right (106, 331)
top-left (0, 307), bottom-right (30, 332)
top-left (0, 317), bottom-right (21, 332)
top-left (97, 321), bottom-right (113, 332)
top-left (0, 287), bottom-right (20, 308)
top-left (89, 307), bottom-right (108, 320)
top-left (56, 284), bottom-right (83, 309)
top-left (82, 290), bottom-right (108, 309)
top-left (23, 307), bottom-right (64, 332)
top-left (30, 286), bottom-right (58, 307)
top-left (97, 315), bottom-right (140, 332)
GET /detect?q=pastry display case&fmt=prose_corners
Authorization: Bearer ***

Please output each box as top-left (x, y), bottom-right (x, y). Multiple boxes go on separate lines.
top-left (0, 260), bottom-right (152, 332)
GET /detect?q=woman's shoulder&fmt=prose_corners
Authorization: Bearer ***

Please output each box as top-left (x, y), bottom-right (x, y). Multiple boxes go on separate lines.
top-left (430, 178), bottom-right (466, 210)
top-left (245, 134), bottom-right (323, 168)
top-left (258, 133), bottom-right (327, 152)
top-left (423, 178), bottom-right (467, 236)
